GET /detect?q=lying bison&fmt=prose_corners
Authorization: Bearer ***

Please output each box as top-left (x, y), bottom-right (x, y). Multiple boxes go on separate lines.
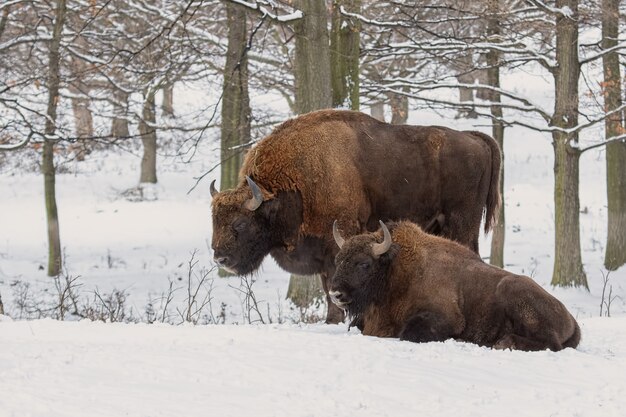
top-left (210, 109), bottom-right (501, 323)
top-left (330, 220), bottom-right (580, 351)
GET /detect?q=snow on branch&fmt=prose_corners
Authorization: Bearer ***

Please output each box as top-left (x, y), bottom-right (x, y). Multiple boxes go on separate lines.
top-left (224, 0), bottom-right (303, 23)
top-left (526, 0), bottom-right (574, 18)
top-left (562, 102), bottom-right (626, 136)
top-left (580, 133), bottom-right (626, 153)
top-left (0, 34), bottom-right (53, 52)
top-left (0, 132), bottom-right (32, 151)
top-left (580, 40), bottom-right (626, 65)
top-left (339, 6), bottom-right (412, 28)
top-left (374, 78), bottom-right (551, 120)
top-left (365, 84), bottom-right (552, 132)
top-left (369, 39), bottom-right (556, 70)
top-left (0, 0), bottom-right (26, 12)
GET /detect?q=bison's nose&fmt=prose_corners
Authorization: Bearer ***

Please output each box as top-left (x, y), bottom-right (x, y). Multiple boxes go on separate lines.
top-left (214, 255), bottom-right (230, 267)
top-left (329, 290), bottom-right (350, 306)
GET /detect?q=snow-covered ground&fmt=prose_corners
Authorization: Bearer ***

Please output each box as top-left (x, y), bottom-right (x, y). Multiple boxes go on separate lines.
top-left (1, 73), bottom-right (626, 415)
top-left (1, 316), bottom-right (625, 417)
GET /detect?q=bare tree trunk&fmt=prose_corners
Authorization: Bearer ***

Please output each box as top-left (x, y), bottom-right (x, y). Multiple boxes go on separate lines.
top-left (69, 91), bottom-right (93, 140)
top-left (43, 0), bottom-right (67, 277)
top-left (454, 53), bottom-right (478, 118)
top-left (0, 7), bottom-right (9, 39)
top-left (139, 86), bottom-right (158, 184)
top-left (68, 93), bottom-right (93, 161)
top-left (0, 291), bottom-right (4, 316)
top-left (286, 274), bottom-right (324, 308)
top-left (389, 92), bottom-right (408, 124)
top-left (111, 88), bottom-right (130, 138)
top-left (218, 3), bottom-right (251, 277)
top-left (290, 0), bottom-right (332, 318)
top-left (551, 0), bottom-right (587, 288)
top-left (370, 102), bottom-right (385, 122)
top-left (220, 3), bottom-right (250, 192)
top-left (487, 0), bottom-right (505, 268)
top-left (330, 0), bottom-right (360, 110)
top-left (162, 83), bottom-right (174, 117)
top-left (602, 0), bottom-right (626, 270)
top-left (68, 35), bottom-right (94, 161)
top-left (293, 0), bottom-right (332, 113)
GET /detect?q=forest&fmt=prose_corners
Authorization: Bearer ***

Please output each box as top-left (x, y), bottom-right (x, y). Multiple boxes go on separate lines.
top-left (0, 0), bottom-right (625, 318)
top-left (1, 1), bottom-right (626, 416)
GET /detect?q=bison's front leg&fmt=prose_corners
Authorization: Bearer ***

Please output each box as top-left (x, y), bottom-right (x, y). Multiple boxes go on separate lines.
top-left (399, 310), bottom-right (453, 343)
top-left (320, 271), bottom-right (345, 324)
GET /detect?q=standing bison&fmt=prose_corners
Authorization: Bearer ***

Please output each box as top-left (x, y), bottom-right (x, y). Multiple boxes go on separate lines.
top-left (330, 220), bottom-right (580, 351)
top-left (210, 109), bottom-right (501, 323)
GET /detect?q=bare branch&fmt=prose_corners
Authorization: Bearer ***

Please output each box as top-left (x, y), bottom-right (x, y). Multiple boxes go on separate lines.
top-left (0, 131), bottom-right (32, 151)
top-left (222, 0), bottom-right (303, 23)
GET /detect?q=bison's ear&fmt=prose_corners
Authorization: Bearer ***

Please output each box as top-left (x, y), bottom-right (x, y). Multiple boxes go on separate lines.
top-left (258, 196), bottom-right (280, 222)
top-left (378, 243), bottom-right (399, 265)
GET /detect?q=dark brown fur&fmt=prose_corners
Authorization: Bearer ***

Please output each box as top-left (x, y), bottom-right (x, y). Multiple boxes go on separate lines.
top-left (211, 109), bottom-right (501, 323)
top-left (330, 221), bottom-right (581, 351)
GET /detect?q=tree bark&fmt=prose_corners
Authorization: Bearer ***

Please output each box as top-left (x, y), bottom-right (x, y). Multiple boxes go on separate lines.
top-left (370, 101), bottom-right (385, 122)
top-left (290, 0), bottom-right (332, 314)
top-left (218, 3), bottom-right (251, 277)
top-left (68, 35), bottom-right (94, 161)
top-left (551, 0), bottom-right (587, 288)
top-left (293, 0), bottom-right (332, 113)
top-left (389, 92), bottom-right (408, 125)
top-left (286, 274), bottom-right (324, 309)
top-left (111, 88), bottom-right (130, 138)
top-left (602, 0), bottom-right (626, 270)
top-left (162, 83), bottom-right (174, 117)
top-left (139, 86), bottom-right (158, 184)
top-left (220, 3), bottom-right (250, 192)
top-left (43, 0), bottom-right (67, 277)
top-left (330, 0), bottom-right (360, 110)
top-left (454, 53), bottom-right (478, 118)
top-left (0, 7), bottom-right (9, 40)
top-left (487, 0), bottom-right (505, 268)
top-left (69, 91), bottom-right (93, 139)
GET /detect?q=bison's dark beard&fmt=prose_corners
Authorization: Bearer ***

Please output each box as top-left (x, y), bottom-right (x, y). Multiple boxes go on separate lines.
top-left (220, 235), bottom-right (274, 276)
top-left (229, 249), bottom-right (267, 276)
top-left (345, 268), bottom-right (391, 330)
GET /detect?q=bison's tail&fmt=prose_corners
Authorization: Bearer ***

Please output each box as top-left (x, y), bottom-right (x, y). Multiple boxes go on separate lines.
top-left (466, 131), bottom-right (502, 233)
top-left (563, 320), bottom-right (581, 350)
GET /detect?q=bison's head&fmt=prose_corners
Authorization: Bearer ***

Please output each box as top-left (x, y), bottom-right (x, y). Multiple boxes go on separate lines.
top-left (329, 221), bottom-right (398, 317)
top-left (210, 176), bottom-right (280, 275)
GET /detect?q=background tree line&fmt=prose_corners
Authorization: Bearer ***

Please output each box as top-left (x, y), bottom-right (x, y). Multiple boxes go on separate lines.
top-left (0, 0), bottom-right (624, 297)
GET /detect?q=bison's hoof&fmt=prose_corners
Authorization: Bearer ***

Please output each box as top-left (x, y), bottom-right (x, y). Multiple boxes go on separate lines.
top-left (493, 335), bottom-right (516, 351)
top-left (325, 312), bottom-right (345, 325)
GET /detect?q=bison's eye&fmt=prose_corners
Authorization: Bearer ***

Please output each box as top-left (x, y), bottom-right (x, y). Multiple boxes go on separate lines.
top-left (232, 218), bottom-right (249, 234)
top-left (357, 260), bottom-right (372, 270)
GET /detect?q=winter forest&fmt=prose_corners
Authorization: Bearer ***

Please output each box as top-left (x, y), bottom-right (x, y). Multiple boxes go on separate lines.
top-left (1, 1), bottom-right (626, 416)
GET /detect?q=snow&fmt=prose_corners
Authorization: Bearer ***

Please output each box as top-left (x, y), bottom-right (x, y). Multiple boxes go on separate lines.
top-left (1, 317), bottom-right (625, 417)
top-left (1, 73), bottom-right (626, 415)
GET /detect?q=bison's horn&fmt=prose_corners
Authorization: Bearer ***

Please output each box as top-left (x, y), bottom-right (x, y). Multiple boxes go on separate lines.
top-left (244, 175), bottom-right (263, 211)
top-left (372, 220), bottom-right (392, 257)
top-left (333, 220), bottom-right (345, 249)
top-left (210, 180), bottom-right (219, 198)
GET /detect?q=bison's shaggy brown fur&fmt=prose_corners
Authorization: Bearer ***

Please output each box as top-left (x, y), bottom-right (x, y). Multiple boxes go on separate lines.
top-left (330, 221), bottom-right (580, 351)
top-left (241, 110), bottom-right (500, 242)
top-left (211, 109), bottom-right (501, 323)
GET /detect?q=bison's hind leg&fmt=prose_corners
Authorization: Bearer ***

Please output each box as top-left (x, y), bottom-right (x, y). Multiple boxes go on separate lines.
top-left (495, 275), bottom-right (575, 352)
top-left (399, 310), bottom-right (453, 343)
top-left (493, 333), bottom-right (563, 352)
top-left (562, 321), bottom-right (581, 349)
